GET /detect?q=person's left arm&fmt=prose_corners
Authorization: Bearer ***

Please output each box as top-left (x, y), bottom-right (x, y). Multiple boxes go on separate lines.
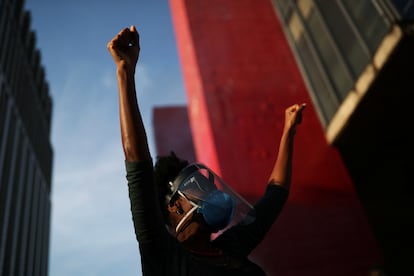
top-left (216, 104), bottom-right (306, 256)
top-left (268, 103), bottom-right (306, 190)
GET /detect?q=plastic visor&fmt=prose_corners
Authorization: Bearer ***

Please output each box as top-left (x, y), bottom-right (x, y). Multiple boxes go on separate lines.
top-left (169, 163), bottom-right (256, 234)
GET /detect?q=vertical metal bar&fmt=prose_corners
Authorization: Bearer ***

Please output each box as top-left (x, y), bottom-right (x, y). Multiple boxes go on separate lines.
top-left (16, 154), bottom-right (35, 276)
top-left (8, 139), bottom-right (29, 276)
top-left (0, 113), bottom-right (20, 274)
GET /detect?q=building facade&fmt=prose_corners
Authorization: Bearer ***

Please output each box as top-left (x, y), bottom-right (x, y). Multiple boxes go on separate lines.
top-left (272, 1), bottom-right (414, 275)
top-left (168, 0), bottom-right (413, 275)
top-left (0, 0), bottom-right (53, 275)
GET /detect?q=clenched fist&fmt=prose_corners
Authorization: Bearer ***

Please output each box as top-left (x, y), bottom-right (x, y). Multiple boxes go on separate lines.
top-left (107, 25), bottom-right (140, 73)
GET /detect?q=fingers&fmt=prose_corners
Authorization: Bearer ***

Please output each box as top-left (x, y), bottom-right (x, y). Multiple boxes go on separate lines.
top-left (292, 103), bottom-right (306, 111)
top-left (286, 103), bottom-right (306, 126)
top-left (287, 103), bottom-right (305, 114)
top-left (107, 29), bottom-right (126, 53)
top-left (107, 26), bottom-right (139, 52)
top-left (130, 25), bottom-right (139, 46)
top-left (295, 103), bottom-right (306, 124)
top-left (117, 27), bottom-right (133, 48)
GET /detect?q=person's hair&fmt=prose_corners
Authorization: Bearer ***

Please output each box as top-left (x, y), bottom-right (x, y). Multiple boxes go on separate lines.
top-left (154, 151), bottom-right (189, 225)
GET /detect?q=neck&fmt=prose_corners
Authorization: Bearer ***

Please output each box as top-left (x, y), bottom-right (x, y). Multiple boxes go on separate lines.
top-left (190, 246), bottom-right (223, 256)
top-left (183, 232), bottom-right (222, 256)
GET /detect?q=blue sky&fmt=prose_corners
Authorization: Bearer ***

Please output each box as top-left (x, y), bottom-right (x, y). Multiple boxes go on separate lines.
top-left (24, 0), bottom-right (187, 275)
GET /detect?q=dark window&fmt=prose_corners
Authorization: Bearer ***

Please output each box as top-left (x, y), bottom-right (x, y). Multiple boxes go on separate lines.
top-left (392, 0), bottom-right (414, 20)
top-left (342, 0), bottom-right (391, 54)
top-left (317, 0), bottom-right (371, 80)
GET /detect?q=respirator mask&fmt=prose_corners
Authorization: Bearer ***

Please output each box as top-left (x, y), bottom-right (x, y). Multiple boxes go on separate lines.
top-left (167, 163), bottom-right (256, 235)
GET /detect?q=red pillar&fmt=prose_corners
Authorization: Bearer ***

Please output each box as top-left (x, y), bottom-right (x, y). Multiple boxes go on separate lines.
top-left (153, 106), bottom-right (196, 163)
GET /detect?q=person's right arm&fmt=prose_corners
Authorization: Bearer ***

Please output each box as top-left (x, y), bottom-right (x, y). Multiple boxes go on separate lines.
top-left (108, 25), bottom-right (165, 243)
top-left (107, 25), bottom-right (151, 162)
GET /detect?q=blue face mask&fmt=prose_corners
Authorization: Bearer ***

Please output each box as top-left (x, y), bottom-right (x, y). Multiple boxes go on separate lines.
top-left (197, 189), bottom-right (234, 231)
top-left (168, 163), bottom-right (255, 234)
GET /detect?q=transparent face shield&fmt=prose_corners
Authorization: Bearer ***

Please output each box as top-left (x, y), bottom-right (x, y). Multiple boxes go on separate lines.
top-left (168, 163), bottom-right (256, 235)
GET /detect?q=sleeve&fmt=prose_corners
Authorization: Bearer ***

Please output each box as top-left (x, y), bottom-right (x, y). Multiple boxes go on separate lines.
top-left (126, 160), bottom-right (193, 275)
top-left (214, 183), bottom-right (289, 257)
top-left (125, 160), bottom-right (167, 244)
top-left (251, 183), bottom-right (289, 237)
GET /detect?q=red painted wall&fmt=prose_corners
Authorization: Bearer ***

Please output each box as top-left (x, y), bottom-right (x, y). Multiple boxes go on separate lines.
top-left (168, 0), bottom-right (383, 275)
top-left (153, 106), bottom-right (196, 163)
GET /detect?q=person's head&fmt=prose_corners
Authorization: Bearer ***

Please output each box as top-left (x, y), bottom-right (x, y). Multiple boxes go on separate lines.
top-left (154, 151), bottom-right (188, 225)
top-left (154, 152), bottom-right (208, 242)
top-left (154, 152), bottom-right (237, 243)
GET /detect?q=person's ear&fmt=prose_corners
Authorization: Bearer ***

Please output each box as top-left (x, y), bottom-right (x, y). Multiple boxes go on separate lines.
top-left (167, 203), bottom-right (176, 213)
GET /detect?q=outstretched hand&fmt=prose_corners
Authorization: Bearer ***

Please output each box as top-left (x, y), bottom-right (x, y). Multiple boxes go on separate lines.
top-left (284, 103), bottom-right (306, 135)
top-left (107, 25), bottom-right (140, 72)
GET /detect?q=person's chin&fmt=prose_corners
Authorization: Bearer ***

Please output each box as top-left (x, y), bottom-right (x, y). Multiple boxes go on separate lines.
top-left (176, 221), bottom-right (202, 242)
